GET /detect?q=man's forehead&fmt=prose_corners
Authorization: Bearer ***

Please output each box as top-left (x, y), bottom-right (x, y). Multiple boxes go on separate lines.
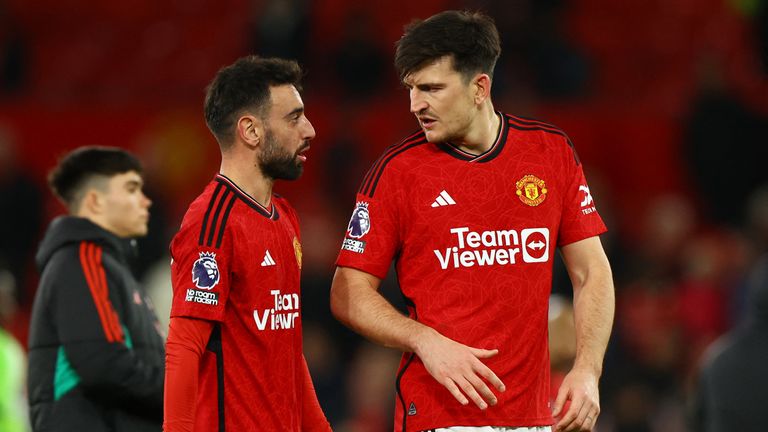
top-left (403, 57), bottom-right (459, 85)
top-left (269, 84), bottom-right (303, 109)
top-left (111, 171), bottom-right (143, 185)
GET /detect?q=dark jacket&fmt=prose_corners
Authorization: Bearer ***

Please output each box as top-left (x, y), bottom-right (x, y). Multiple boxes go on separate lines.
top-left (28, 217), bottom-right (165, 432)
top-left (690, 254), bottom-right (768, 432)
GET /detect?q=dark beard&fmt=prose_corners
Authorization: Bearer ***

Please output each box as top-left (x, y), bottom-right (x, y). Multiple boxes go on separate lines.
top-left (259, 129), bottom-right (305, 181)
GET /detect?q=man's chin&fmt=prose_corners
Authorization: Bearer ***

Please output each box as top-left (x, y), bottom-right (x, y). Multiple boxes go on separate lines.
top-left (423, 129), bottom-right (445, 143)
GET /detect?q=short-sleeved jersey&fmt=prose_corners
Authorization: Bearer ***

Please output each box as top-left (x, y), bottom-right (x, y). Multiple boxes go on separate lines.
top-left (170, 174), bottom-right (307, 431)
top-left (336, 113), bottom-right (607, 432)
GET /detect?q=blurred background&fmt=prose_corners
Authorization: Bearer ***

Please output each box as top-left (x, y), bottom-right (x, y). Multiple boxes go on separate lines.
top-left (1, 0), bottom-right (767, 430)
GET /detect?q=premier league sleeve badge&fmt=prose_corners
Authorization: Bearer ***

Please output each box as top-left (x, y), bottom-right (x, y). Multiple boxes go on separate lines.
top-left (192, 252), bottom-right (220, 290)
top-left (347, 202), bottom-right (371, 239)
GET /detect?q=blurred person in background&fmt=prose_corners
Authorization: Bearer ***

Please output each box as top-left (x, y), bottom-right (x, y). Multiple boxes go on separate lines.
top-left (0, 269), bottom-right (28, 432)
top-left (689, 252), bottom-right (768, 432)
top-left (0, 127), bottom-right (43, 302)
top-left (27, 147), bottom-right (164, 431)
top-left (163, 55), bottom-right (330, 431)
top-left (331, 10), bottom-right (614, 432)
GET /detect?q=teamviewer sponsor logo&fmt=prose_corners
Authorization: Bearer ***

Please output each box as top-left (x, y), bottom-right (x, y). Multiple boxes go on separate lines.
top-left (253, 290), bottom-right (300, 331)
top-left (185, 288), bottom-right (219, 305)
top-left (433, 227), bottom-right (550, 269)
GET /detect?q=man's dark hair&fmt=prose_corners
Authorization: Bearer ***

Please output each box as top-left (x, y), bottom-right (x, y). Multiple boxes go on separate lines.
top-left (48, 146), bottom-right (143, 208)
top-left (204, 55), bottom-right (303, 149)
top-left (395, 10), bottom-right (501, 82)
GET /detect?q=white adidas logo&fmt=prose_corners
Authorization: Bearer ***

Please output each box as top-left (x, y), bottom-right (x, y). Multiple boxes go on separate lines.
top-left (431, 190), bottom-right (456, 207)
top-left (260, 250), bottom-right (276, 267)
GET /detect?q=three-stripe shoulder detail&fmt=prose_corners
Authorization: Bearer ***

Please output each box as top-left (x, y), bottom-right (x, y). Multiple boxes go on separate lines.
top-left (78, 242), bottom-right (125, 344)
top-left (359, 131), bottom-right (427, 198)
top-left (506, 114), bottom-right (580, 165)
top-left (198, 182), bottom-right (237, 248)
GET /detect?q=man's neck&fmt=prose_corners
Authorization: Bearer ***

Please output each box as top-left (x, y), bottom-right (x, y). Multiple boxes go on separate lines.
top-left (452, 103), bottom-right (500, 156)
top-left (219, 157), bottom-right (273, 208)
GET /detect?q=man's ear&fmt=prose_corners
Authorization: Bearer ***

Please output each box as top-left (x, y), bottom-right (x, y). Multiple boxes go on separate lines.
top-left (236, 114), bottom-right (263, 150)
top-left (78, 188), bottom-right (104, 215)
top-left (473, 73), bottom-right (492, 105)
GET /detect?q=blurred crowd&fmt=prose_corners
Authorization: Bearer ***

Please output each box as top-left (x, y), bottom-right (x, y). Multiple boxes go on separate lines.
top-left (1, 0), bottom-right (768, 431)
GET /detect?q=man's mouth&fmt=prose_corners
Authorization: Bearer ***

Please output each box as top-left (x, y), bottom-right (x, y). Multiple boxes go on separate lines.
top-left (297, 144), bottom-right (310, 162)
top-left (419, 117), bottom-right (437, 128)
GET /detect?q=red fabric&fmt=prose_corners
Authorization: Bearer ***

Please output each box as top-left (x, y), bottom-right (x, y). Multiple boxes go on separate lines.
top-left (336, 115), bottom-right (607, 430)
top-left (169, 174), bottom-right (312, 430)
top-left (163, 316), bottom-right (213, 432)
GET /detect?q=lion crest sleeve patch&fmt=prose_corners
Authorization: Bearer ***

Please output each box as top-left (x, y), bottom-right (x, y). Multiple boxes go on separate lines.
top-left (192, 252), bottom-right (220, 290)
top-left (346, 202), bottom-right (371, 239)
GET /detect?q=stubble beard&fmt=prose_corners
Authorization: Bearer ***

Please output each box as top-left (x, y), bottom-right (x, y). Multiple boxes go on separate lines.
top-left (259, 128), bottom-right (305, 181)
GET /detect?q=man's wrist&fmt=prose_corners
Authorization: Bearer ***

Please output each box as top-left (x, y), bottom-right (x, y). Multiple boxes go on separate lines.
top-left (406, 323), bottom-right (435, 355)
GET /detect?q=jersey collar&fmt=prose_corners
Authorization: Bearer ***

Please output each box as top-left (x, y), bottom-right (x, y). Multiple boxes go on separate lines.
top-left (215, 174), bottom-right (278, 220)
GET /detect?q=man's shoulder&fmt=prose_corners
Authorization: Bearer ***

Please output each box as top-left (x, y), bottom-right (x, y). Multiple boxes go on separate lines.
top-left (357, 130), bottom-right (431, 198)
top-left (503, 113), bottom-right (573, 146)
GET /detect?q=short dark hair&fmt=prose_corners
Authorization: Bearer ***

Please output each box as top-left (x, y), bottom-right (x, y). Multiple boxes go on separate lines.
top-left (204, 55), bottom-right (303, 149)
top-left (48, 146), bottom-right (143, 208)
top-left (395, 10), bottom-right (501, 82)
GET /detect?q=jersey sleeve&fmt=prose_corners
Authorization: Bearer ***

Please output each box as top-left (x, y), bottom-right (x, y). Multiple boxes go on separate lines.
top-left (557, 138), bottom-right (607, 247)
top-left (169, 212), bottom-right (234, 322)
top-left (335, 165), bottom-right (401, 280)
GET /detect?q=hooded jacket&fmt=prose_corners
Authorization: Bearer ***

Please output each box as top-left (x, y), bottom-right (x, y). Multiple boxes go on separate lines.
top-left (690, 254), bottom-right (768, 432)
top-left (28, 217), bottom-right (164, 432)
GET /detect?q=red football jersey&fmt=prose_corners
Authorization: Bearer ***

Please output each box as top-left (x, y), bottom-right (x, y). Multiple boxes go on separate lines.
top-left (170, 174), bottom-right (307, 431)
top-left (336, 113), bottom-right (607, 431)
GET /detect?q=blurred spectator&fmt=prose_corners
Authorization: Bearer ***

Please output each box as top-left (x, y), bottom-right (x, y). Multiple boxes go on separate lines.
top-left (525, 0), bottom-right (591, 100)
top-left (336, 342), bottom-right (400, 432)
top-left (0, 127), bottom-right (43, 302)
top-left (758, 1), bottom-right (768, 75)
top-left (745, 184), bottom-right (768, 253)
top-left (332, 10), bottom-right (388, 98)
top-left (689, 253), bottom-right (768, 432)
top-left (684, 58), bottom-right (768, 225)
top-left (251, 0), bottom-right (311, 64)
top-left (0, 269), bottom-right (29, 431)
top-left (0, 0), bottom-right (28, 96)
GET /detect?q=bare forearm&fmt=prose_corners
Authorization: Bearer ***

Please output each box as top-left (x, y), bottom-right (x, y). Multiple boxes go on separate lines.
top-left (572, 262), bottom-right (614, 375)
top-left (330, 267), bottom-right (433, 353)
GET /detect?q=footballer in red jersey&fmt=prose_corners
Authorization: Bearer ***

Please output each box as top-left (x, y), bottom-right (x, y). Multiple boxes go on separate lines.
top-left (164, 56), bottom-right (329, 432)
top-left (331, 11), bottom-right (614, 432)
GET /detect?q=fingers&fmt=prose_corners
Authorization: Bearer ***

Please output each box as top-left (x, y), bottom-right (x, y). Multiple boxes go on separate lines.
top-left (551, 385), bottom-right (569, 417)
top-left (437, 359), bottom-right (504, 409)
top-left (442, 379), bottom-right (469, 406)
top-left (456, 376), bottom-right (490, 409)
top-left (554, 391), bottom-right (599, 432)
top-left (466, 373), bottom-right (498, 407)
top-left (475, 361), bottom-right (506, 393)
top-left (469, 347), bottom-right (499, 359)
top-left (555, 393), bottom-right (581, 431)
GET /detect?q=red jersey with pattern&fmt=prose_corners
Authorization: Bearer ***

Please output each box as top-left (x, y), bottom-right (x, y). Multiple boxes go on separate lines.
top-left (170, 174), bottom-right (307, 431)
top-left (336, 113), bottom-right (607, 432)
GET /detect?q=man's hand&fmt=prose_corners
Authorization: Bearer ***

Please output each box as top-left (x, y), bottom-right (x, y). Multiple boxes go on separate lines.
top-left (414, 329), bottom-right (506, 409)
top-left (552, 368), bottom-right (600, 431)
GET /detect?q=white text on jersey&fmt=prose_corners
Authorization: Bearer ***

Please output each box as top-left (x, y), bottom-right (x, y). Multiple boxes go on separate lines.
top-left (433, 226), bottom-right (550, 269)
top-left (253, 290), bottom-right (300, 331)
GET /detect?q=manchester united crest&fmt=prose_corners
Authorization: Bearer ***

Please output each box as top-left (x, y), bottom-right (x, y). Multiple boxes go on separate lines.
top-left (516, 174), bottom-right (548, 206)
top-left (293, 237), bottom-right (302, 269)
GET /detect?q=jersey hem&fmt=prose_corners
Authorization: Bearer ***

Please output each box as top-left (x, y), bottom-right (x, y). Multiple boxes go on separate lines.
top-left (405, 416), bottom-right (554, 431)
